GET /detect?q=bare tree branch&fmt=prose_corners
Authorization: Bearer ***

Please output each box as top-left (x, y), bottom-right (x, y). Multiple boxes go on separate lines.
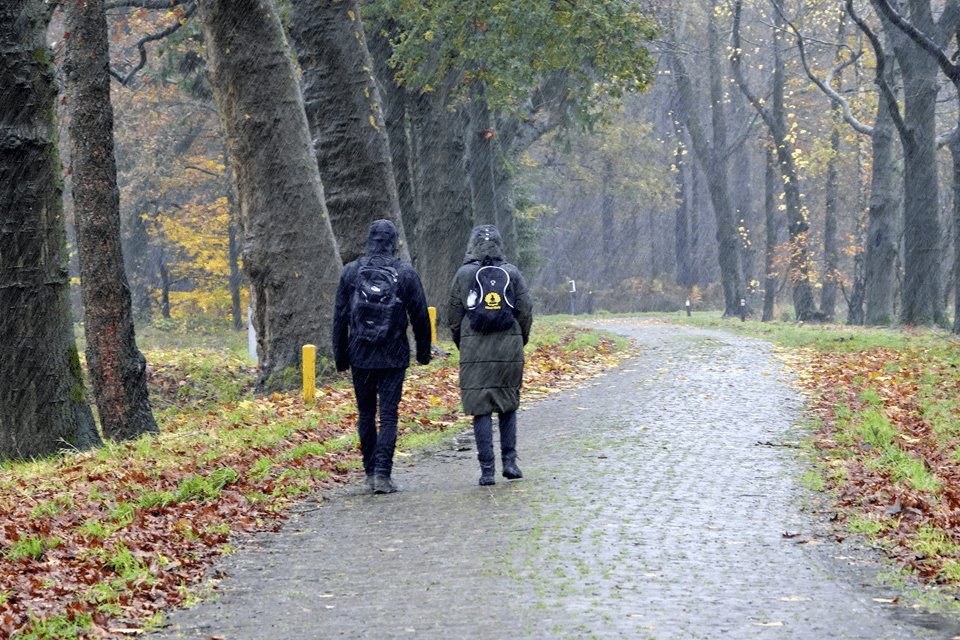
top-left (771, 0), bottom-right (873, 136)
top-left (730, 0), bottom-right (777, 134)
top-left (870, 0), bottom-right (960, 82)
top-left (105, 0), bottom-right (187, 10)
top-left (844, 0), bottom-right (911, 145)
top-left (110, 2), bottom-right (197, 87)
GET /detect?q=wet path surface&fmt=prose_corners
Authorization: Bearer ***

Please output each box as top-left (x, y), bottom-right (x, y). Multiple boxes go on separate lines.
top-left (153, 320), bottom-right (955, 639)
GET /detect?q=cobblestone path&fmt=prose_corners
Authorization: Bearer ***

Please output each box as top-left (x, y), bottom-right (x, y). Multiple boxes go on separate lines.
top-left (154, 320), bottom-right (958, 639)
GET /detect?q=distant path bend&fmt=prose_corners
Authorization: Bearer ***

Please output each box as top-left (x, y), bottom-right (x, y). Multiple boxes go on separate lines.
top-left (154, 319), bottom-right (951, 639)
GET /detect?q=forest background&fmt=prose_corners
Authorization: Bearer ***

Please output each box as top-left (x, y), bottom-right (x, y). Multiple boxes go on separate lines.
top-left (8, 0), bottom-right (960, 635)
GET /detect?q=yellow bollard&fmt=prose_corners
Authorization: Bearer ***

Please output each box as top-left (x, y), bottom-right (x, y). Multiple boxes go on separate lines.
top-left (302, 344), bottom-right (316, 403)
top-left (428, 306), bottom-right (437, 343)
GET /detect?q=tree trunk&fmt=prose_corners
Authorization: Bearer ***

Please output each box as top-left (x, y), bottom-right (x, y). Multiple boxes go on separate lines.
top-left (409, 84), bottom-right (473, 313)
top-left (951, 136), bottom-right (960, 333)
top-left (0, 1), bottom-right (101, 459)
top-left (159, 246), bottom-right (171, 319)
top-left (769, 12), bottom-right (818, 321)
top-left (734, 135), bottom-right (758, 297)
top-left (368, 21), bottom-right (419, 262)
top-left (466, 91), bottom-right (498, 227)
top-left (672, 123), bottom-right (694, 288)
top-left (863, 49), bottom-right (900, 325)
top-left (731, 3), bottom-right (818, 320)
top-left (228, 219), bottom-right (243, 331)
top-left (123, 196), bottom-right (153, 322)
top-left (889, 1), bottom-right (944, 326)
top-left (763, 149), bottom-right (779, 322)
top-left (288, 0), bottom-right (409, 265)
top-left (198, 0), bottom-right (343, 390)
top-left (600, 159), bottom-right (616, 286)
top-left (64, 0), bottom-right (157, 441)
top-left (821, 115), bottom-right (841, 322)
top-left (671, 48), bottom-right (742, 316)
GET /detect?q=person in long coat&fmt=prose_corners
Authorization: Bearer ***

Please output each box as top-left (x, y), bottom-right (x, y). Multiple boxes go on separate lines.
top-left (448, 225), bottom-right (533, 485)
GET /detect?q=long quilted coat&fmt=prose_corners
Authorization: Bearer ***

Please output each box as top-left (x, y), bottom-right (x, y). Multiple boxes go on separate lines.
top-left (448, 226), bottom-right (533, 416)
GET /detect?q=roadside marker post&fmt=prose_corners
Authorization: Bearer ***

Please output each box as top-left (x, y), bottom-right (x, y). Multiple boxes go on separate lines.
top-left (302, 344), bottom-right (316, 403)
top-left (428, 306), bottom-right (437, 344)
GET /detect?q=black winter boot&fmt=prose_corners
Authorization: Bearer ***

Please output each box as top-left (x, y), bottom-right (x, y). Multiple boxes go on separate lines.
top-left (373, 474), bottom-right (398, 494)
top-left (479, 463), bottom-right (496, 486)
top-left (502, 453), bottom-right (523, 480)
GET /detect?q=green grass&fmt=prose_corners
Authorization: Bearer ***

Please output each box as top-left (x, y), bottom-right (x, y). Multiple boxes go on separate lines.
top-left (16, 612), bottom-right (93, 640)
top-left (848, 514), bottom-right (894, 536)
top-left (5, 535), bottom-right (62, 561)
top-left (669, 312), bottom-right (955, 353)
top-left (911, 524), bottom-right (960, 557)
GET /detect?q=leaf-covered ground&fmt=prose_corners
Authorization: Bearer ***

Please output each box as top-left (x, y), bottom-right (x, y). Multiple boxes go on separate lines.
top-left (0, 321), bottom-right (628, 639)
top-left (793, 342), bottom-right (960, 585)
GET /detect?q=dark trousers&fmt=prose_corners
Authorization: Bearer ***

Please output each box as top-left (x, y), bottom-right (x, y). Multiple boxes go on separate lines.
top-left (352, 367), bottom-right (406, 477)
top-left (472, 411), bottom-right (517, 467)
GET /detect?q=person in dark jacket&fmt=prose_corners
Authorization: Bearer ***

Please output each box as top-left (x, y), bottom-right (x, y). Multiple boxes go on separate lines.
top-left (333, 220), bottom-right (432, 494)
top-left (448, 225), bottom-right (533, 486)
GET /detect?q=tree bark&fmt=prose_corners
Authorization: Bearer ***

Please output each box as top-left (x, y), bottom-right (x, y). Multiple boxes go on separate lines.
top-left (198, 0), bottom-right (343, 390)
top-left (64, 0), bottom-right (158, 441)
top-left (0, 1), bottom-right (101, 459)
top-left (600, 158), bottom-right (616, 287)
top-left (950, 136), bottom-right (960, 333)
top-left (466, 90), bottom-right (498, 227)
top-left (732, 2), bottom-right (819, 320)
top-left (863, 62), bottom-right (900, 325)
top-left (671, 44), bottom-right (743, 316)
top-left (763, 148), bottom-right (780, 322)
top-left (672, 121), bottom-right (694, 288)
top-left (821, 114), bottom-right (841, 322)
top-left (288, 0), bottom-right (410, 265)
top-left (369, 21), bottom-right (419, 263)
top-left (228, 219), bottom-right (242, 331)
top-left (885, 0), bottom-right (945, 325)
top-left (409, 84), bottom-right (473, 313)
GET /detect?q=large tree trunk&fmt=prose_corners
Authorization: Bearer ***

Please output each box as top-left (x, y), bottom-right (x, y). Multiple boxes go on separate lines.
top-left (732, 3), bottom-right (818, 320)
top-left (0, 1), bottom-right (101, 459)
top-left (863, 40), bottom-right (900, 325)
top-left (288, 0), bottom-right (409, 265)
top-left (950, 136), bottom-right (960, 333)
top-left (198, 0), bottom-right (343, 390)
top-left (466, 90), bottom-right (498, 227)
top-left (821, 115), bottom-right (841, 322)
top-left (228, 219), bottom-right (243, 331)
top-left (889, 0), bottom-right (945, 326)
top-left (671, 48), bottom-right (742, 316)
top-left (733, 129), bottom-right (758, 297)
top-left (409, 85), bottom-right (473, 312)
top-left (64, 0), bottom-right (157, 441)
top-left (763, 148), bottom-right (780, 322)
top-left (672, 122), bottom-right (694, 288)
top-left (769, 12), bottom-right (818, 321)
top-left (600, 159), bottom-right (616, 287)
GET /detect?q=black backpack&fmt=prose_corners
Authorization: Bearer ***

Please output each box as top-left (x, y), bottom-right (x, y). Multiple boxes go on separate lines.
top-left (466, 262), bottom-right (516, 333)
top-left (350, 257), bottom-right (402, 344)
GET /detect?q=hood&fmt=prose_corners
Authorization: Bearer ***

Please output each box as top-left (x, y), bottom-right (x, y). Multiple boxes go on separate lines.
top-left (366, 219), bottom-right (398, 257)
top-left (463, 224), bottom-right (506, 264)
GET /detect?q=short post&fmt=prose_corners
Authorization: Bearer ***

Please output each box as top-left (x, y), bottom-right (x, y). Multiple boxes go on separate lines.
top-left (739, 298), bottom-right (747, 322)
top-left (685, 298), bottom-right (691, 317)
top-left (246, 306), bottom-right (258, 363)
top-left (302, 344), bottom-right (316, 403)
top-left (568, 279), bottom-right (577, 315)
top-left (428, 306), bottom-right (437, 344)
